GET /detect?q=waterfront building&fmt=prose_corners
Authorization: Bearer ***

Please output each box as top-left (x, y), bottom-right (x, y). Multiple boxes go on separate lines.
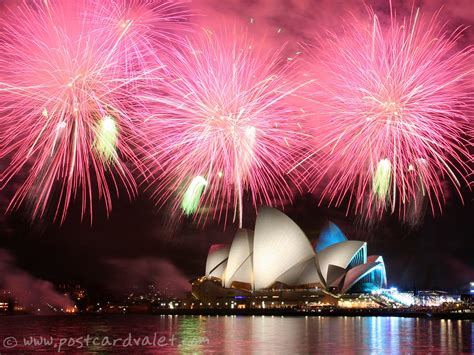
top-left (192, 207), bottom-right (387, 305)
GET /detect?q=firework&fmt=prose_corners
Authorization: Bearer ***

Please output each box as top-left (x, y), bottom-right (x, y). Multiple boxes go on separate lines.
top-left (372, 159), bottom-right (392, 201)
top-left (86, 0), bottom-right (191, 77)
top-left (94, 115), bottom-right (119, 162)
top-left (181, 176), bottom-right (208, 216)
top-left (302, 6), bottom-right (473, 222)
top-left (144, 28), bottom-right (311, 227)
top-left (0, 0), bottom-right (188, 222)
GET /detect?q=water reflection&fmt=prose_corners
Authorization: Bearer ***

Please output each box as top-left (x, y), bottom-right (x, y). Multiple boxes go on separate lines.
top-left (0, 315), bottom-right (471, 353)
top-left (177, 316), bottom-right (206, 354)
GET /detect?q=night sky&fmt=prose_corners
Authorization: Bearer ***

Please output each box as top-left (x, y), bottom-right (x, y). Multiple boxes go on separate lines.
top-left (0, 0), bottom-right (472, 297)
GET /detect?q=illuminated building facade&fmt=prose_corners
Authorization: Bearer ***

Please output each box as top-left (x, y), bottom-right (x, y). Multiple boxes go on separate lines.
top-left (192, 207), bottom-right (387, 304)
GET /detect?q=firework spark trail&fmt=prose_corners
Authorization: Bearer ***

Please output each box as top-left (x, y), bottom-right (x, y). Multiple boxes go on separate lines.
top-left (143, 28), bottom-right (312, 227)
top-left (0, 0), bottom-right (189, 223)
top-left (86, 0), bottom-right (192, 78)
top-left (302, 5), bottom-right (473, 223)
top-left (181, 176), bottom-right (208, 216)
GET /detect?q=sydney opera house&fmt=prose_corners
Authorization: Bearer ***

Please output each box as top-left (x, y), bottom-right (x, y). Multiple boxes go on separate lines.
top-left (192, 207), bottom-right (387, 305)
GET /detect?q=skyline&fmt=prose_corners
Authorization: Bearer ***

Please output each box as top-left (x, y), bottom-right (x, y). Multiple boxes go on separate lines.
top-left (1, 190), bottom-right (472, 296)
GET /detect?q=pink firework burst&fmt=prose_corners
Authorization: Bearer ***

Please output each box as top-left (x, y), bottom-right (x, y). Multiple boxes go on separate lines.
top-left (0, 0), bottom-right (188, 222)
top-left (86, 0), bottom-right (192, 76)
top-left (301, 5), bottom-right (473, 223)
top-left (144, 28), bottom-right (312, 227)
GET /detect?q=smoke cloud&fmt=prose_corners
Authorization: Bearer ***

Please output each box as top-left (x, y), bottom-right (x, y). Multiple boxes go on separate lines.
top-left (190, 0), bottom-right (473, 48)
top-left (106, 257), bottom-right (191, 296)
top-left (0, 249), bottom-right (73, 312)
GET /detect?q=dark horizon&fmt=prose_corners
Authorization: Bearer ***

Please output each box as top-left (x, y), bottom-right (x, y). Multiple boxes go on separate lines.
top-left (0, 185), bottom-right (472, 297)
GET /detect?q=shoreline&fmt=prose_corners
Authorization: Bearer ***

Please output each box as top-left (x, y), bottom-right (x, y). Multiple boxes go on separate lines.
top-left (2, 309), bottom-right (472, 320)
top-left (151, 308), bottom-right (474, 319)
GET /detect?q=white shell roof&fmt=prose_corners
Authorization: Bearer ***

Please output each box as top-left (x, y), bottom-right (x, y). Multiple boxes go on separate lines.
top-left (223, 229), bottom-right (254, 288)
top-left (209, 260), bottom-right (228, 279)
top-left (253, 207), bottom-right (315, 290)
top-left (205, 244), bottom-right (230, 276)
top-left (317, 240), bottom-right (367, 284)
top-left (340, 260), bottom-right (386, 294)
top-left (276, 257), bottom-right (323, 286)
top-left (202, 207), bottom-right (386, 294)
